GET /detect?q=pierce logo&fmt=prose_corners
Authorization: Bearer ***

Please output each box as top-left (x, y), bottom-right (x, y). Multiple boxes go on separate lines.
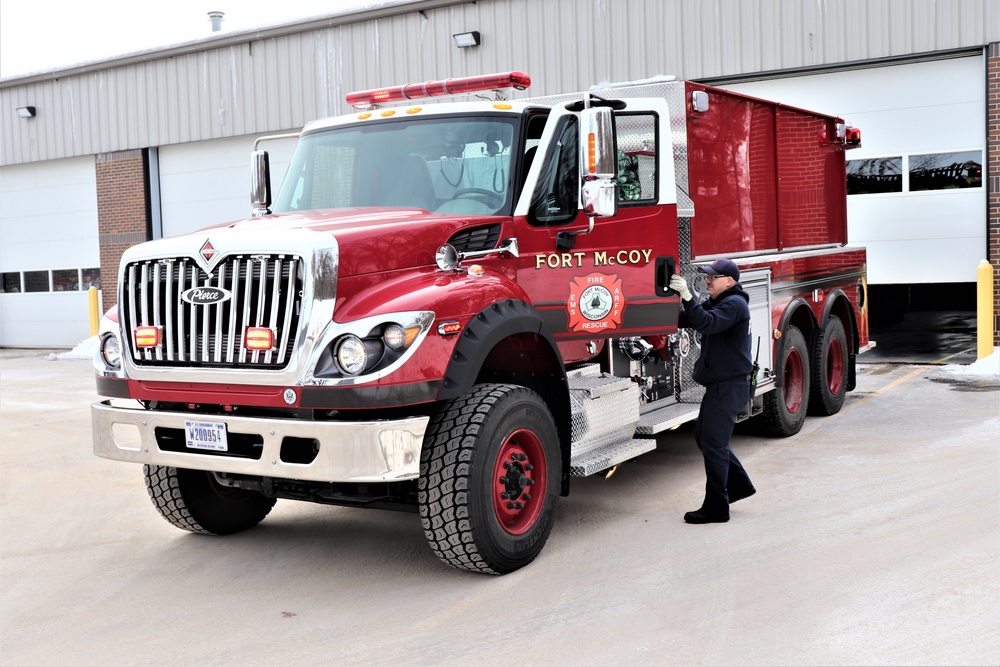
top-left (181, 287), bottom-right (232, 305)
top-left (199, 239), bottom-right (217, 262)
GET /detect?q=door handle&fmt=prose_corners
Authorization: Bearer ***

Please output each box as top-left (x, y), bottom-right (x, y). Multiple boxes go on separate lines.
top-left (655, 256), bottom-right (676, 297)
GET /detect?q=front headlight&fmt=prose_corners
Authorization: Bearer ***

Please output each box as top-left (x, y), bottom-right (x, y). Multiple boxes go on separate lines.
top-left (101, 334), bottom-right (121, 369)
top-left (335, 335), bottom-right (368, 375)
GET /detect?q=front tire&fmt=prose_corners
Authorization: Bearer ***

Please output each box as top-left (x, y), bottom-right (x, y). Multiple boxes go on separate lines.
top-left (144, 465), bottom-right (276, 535)
top-left (759, 325), bottom-right (810, 437)
top-left (418, 384), bottom-right (561, 574)
top-left (808, 316), bottom-right (848, 416)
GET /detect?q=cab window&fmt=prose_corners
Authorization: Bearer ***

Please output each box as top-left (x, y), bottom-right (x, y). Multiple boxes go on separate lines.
top-left (528, 116), bottom-right (579, 226)
top-left (615, 113), bottom-right (658, 204)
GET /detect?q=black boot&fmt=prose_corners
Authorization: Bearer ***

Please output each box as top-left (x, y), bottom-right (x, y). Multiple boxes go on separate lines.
top-left (729, 485), bottom-right (756, 503)
top-left (683, 508), bottom-right (730, 524)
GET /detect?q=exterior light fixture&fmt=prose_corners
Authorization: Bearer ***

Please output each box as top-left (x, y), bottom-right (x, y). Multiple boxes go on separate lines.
top-left (16, 106), bottom-right (35, 118)
top-left (453, 31), bottom-right (481, 48)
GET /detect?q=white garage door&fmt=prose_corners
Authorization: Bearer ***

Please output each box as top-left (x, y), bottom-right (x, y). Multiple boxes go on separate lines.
top-left (157, 134), bottom-right (296, 239)
top-left (0, 156), bottom-right (100, 347)
top-left (723, 55), bottom-right (986, 285)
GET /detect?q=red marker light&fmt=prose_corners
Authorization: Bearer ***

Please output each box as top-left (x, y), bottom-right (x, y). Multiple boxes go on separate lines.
top-left (845, 127), bottom-right (861, 144)
top-left (346, 71), bottom-right (531, 109)
top-left (244, 327), bottom-right (275, 351)
top-left (134, 326), bottom-right (161, 348)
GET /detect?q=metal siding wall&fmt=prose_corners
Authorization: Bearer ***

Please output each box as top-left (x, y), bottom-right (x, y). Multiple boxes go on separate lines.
top-left (2, 0), bottom-right (999, 166)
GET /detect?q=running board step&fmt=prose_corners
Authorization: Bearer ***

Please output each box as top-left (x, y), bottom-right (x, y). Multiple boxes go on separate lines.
top-left (636, 402), bottom-right (700, 435)
top-left (570, 438), bottom-right (658, 477)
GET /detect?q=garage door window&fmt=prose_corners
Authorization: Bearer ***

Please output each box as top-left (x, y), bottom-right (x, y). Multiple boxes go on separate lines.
top-left (53, 269), bottom-right (78, 291)
top-left (847, 157), bottom-right (902, 195)
top-left (2, 272), bottom-right (21, 293)
top-left (82, 268), bottom-right (101, 290)
top-left (909, 151), bottom-right (982, 191)
top-left (24, 271), bottom-right (49, 292)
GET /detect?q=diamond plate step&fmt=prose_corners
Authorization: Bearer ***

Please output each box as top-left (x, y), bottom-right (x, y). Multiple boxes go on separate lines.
top-left (568, 373), bottom-right (634, 399)
top-left (636, 402), bottom-right (700, 435)
top-left (570, 437), bottom-right (658, 477)
top-left (566, 364), bottom-right (601, 380)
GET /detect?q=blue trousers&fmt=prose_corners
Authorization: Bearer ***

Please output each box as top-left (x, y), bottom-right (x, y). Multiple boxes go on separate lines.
top-left (693, 379), bottom-right (754, 514)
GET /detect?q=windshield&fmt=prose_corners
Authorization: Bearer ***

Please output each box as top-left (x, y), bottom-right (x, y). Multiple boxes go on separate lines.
top-left (274, 115), bottom-right (519, 216)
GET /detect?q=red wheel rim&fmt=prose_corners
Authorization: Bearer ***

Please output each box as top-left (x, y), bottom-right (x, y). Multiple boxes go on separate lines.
top-left (826, 336), bottom-right (845, 395)
top-left (784, 348), bottom-right (804, 414)
top-left (493, 428), bottom-right (547, 536)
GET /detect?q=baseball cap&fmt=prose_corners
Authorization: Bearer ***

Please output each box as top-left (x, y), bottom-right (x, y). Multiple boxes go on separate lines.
top-left (698, 258), bottom-right (740, 281)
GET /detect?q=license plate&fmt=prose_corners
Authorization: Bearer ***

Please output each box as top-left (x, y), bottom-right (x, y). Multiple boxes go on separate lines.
top-left (184, 420), bottom-right (228, 452)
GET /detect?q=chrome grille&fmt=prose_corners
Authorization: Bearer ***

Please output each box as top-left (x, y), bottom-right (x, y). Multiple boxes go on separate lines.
top-left (122, 254), bottom-right (303, 369)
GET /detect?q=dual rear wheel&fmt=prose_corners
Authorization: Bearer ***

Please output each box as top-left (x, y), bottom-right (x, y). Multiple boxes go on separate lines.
top-left (760, 316), bottom-right (848, 436)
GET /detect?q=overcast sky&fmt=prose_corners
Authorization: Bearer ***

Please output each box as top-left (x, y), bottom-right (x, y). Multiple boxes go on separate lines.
top-left (0, 0), bottom-right (398, 78)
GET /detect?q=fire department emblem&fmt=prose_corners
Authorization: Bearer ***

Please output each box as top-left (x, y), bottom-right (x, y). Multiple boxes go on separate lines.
top-left (567, 272), bottom-right (625, 333)
top-left (199, 239), bottom-right (217, 262)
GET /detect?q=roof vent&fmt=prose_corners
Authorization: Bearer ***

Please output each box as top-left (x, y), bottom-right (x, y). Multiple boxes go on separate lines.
top-left (208, 11), bottom-right (225, 33)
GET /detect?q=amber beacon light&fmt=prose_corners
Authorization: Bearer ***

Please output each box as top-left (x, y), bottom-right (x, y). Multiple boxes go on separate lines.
top-left (346, 71), bottom-right (531, 109)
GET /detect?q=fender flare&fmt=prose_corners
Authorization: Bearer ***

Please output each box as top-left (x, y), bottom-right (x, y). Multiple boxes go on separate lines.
top-left (773, 297), bottom-right (816, 389)
top-left (438, 299), bottom-right (566, 401)
top-left (819, 287), bottom-right (859, 391)
top-left (820, 288), bottom-right (859, 352)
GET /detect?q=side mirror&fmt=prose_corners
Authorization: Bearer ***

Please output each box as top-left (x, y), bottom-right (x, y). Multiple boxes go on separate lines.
top-left (579, 106), bottom-right (617, 218)
top-left (250, 150), bottom-right (271, 216)
top-left (582, 181), bottom-right (618, 218)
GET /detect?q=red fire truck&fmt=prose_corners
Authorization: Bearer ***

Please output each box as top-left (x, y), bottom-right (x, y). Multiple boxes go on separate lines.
top-left (92, 72), bottom-right (868, 574)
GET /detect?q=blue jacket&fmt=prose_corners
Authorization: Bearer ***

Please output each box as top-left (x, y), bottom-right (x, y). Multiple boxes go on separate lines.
top-left (679, 283), bottom-right (753, 386)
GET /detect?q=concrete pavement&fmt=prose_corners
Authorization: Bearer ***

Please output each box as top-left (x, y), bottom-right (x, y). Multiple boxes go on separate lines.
top-left (1, 350), bottom-right (997, 666)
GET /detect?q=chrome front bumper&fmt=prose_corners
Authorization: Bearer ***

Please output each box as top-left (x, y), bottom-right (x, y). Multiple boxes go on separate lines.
top-left (91, 400), bottom-right (428, 483)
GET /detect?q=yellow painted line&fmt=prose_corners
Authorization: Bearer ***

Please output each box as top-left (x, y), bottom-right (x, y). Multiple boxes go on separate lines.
top-left (844, 348), bottom-right (970, 414)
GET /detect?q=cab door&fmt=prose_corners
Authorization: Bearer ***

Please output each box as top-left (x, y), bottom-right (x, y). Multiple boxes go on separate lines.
top-left (512, 98), bottom-right (681, 365)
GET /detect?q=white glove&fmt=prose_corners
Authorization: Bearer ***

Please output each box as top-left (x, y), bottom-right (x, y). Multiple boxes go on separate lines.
top-left (669, 274), bottom-right (692, 301)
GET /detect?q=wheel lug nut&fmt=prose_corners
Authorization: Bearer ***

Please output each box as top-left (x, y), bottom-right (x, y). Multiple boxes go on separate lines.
top-left (499, 476), bottom-right (508, 484)
top-left (503, 461), bottom-right (513, 470)
top-left (501, 492), bottom-right (510, 500)
top-left (507, 501), bottom-right (516, 509)
top-left (525, 478), bottom-right (535, 486)
top-left (522, 494), bottom-right (531, 501)
top-left (514, 502), bottom-right (524, 509)
top-left (524, 463), bottom-right (534, 471)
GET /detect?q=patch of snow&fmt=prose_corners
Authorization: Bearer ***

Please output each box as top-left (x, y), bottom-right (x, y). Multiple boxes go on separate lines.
top-left (942, 348), bottom-right (1000, 376)
top-left (47, 336), bottom-right (99, 361)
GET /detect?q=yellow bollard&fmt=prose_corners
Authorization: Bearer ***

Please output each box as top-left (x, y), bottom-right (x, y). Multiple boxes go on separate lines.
top-left (88, 286), bottom-right (100, 337)
top-left (977, 259), bottom-right (995, 360)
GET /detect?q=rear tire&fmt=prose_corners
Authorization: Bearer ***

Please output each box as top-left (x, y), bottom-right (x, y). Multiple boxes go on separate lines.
top-left (144, 465), bottom-right (276, 535)
top-left (418, 384), bottom-right (561, 574)
top-left (808, 316), bottom-right (848, 416)
top-left (759, 325), bottom-right (810, 437)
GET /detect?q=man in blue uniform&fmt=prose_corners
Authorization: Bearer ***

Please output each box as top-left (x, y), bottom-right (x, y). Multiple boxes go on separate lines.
top-left (669, 258), bottom-right (756, 524)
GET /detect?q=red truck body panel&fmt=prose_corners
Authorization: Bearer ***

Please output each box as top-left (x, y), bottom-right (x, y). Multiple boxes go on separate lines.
top-left (685, 82), bottom-right (849, 257)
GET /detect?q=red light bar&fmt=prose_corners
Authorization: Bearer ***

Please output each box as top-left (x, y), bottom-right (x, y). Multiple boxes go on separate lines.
top-left (346, 71), bottom-right (531, 109)
top-left (244, 327), bottom-right (275, 351)
top-left (845, 126), bottom-right (861, 144)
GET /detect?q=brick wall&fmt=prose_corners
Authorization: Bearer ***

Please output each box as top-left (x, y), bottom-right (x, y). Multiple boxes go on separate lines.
top-left (96, 149), bottom-right (149, 311)
top-left (990, 43), bottom-right (1000, 346)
